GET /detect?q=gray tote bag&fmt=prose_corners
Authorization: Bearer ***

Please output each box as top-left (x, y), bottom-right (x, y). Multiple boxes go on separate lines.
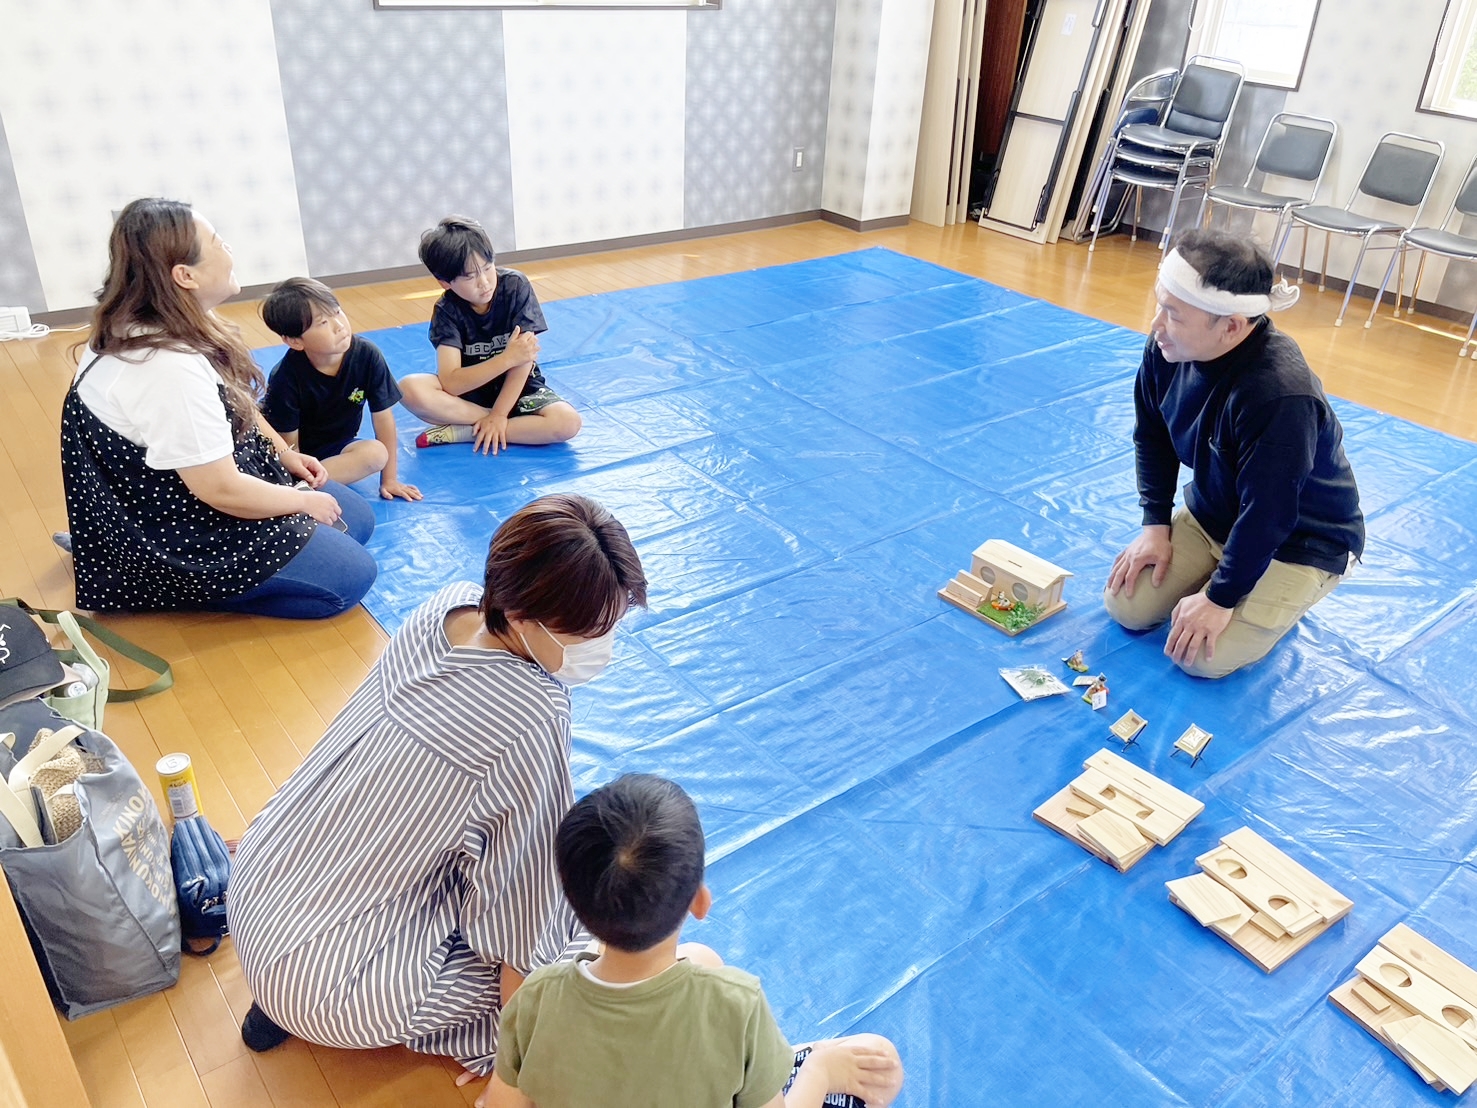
top-left (0, 698), bottom-right (180, 1017)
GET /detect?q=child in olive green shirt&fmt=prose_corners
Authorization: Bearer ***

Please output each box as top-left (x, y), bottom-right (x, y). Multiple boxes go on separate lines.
top-left (473, 774), bottom-right (904, 1108)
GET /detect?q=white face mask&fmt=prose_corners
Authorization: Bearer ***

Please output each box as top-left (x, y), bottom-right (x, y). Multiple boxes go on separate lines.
top-left (522, 622), bottom-right (616, 686)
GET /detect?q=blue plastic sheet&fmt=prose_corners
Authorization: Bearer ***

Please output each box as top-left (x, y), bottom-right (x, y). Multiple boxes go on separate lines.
top-left (256, 248), bottom-right (1477, 1105)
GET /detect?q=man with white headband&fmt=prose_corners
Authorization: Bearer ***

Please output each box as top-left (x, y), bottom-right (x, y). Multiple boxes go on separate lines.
top-left (1104, 229), bottom-right (1364, 678)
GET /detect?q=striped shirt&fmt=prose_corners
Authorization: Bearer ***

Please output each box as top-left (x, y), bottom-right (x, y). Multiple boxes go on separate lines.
top-left (229, 582), bottom-right (583, 1072)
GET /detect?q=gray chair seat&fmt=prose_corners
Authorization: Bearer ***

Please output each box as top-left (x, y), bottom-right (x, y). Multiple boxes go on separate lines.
top-left (1289, 205), bottom-right (1402, 235)
top-left (1117, 123), bottom-right (1218, 155)
top-left (1206, 185), bottom-right (1303, 211)
top-left (1404, 227), bottom-right (1477, 259)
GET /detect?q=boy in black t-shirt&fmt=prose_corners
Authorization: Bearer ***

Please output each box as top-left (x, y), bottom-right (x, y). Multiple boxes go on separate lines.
top-left (399, 215), bottom-right (581, 455)
top-left (260, 279), bottom-right (421, 501)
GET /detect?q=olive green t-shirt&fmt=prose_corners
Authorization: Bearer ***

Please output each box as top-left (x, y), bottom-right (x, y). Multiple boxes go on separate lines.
top-left (495, 952), bottom-right (794, 1107)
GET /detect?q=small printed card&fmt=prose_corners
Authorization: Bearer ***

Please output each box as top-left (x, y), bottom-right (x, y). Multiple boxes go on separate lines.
top-left (1000, 665), bottom-right (1071, 701)
top-left (1174, 724), bottom-right (1212, 756)
top-left (1072, 675), bottom-right (1096, 687)
top-left (1110, 709), bottom-right (1147, 742)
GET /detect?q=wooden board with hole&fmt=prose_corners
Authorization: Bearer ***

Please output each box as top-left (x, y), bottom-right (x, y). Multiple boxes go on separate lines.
top-left (1331, 924), bottom-right (1477, 1094)
top-left (1033, 754), bottom-right (1201, 872)
top-left (1168, 825), bottom-right (1351, 972)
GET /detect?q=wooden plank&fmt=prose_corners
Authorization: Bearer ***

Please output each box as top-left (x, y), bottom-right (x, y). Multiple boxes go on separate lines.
top-left (1197, 845), bottom-right (1325, 938)
top-left (1331, 976), bottom-right (1437, 1088)
top-left (1379, 922), bottom-right (1477, 1014)
top-left (1166, 872), bottom-right (1250, 928)
top-left (1082, 749), bottom-right (1203, 827)
top-left (1076, 807), bottom-right (1151, 869)
top-left (1032, 784), bottom-right (1150, 872)
top-left (1211, 913), bottom-right (1334, 974)
top-left (1219, 827), bottom-right (1353, 927)
top-left (1384, 1015), bottom-right (1477, 1095)
top-left (1070, 765), bottom-right (1185, 846)
top-left (1355, 948), bottom-right (1477, 1052)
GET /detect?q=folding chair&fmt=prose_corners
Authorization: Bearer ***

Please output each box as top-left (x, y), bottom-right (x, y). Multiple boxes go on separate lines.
top-left (1087, 55), bottom-right (1246, 252)
top-left (1204, 113), bottom-right (1337, 250)
top-left (1365, 154), bottom-right (1477, 357)
top-left (1078, 69), bottom-right (1178, 241)
top-left (1277, 131), bottom-right (1445, 326)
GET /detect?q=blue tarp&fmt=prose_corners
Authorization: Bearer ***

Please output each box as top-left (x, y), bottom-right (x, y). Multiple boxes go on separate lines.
top-left (257, 248), bottom-right (1477, 1105)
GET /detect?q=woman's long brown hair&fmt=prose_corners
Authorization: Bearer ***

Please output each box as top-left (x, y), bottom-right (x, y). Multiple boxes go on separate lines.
top-left (86, 198), bottom-right (265, 439)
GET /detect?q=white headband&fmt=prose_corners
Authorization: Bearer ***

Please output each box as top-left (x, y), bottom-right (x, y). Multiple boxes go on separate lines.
top-left (1157, 249), bottom-right (1299, 316)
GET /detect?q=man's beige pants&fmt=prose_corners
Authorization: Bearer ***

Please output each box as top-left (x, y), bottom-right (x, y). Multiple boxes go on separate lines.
top-left (1102, 509), bottom-right (1342, 679)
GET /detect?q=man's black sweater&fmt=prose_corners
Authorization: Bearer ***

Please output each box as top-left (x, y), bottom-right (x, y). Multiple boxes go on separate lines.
top-left (1133, 317), bottom-right (1365, 608)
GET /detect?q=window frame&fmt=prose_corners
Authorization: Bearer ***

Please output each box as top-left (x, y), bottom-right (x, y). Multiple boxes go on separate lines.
top-left (374, 0), bottom-right (718, 8)
top-left (1186, 0), bottom-right (1322, 91)
top-left (1418, 0), bottom-right (1477, 120)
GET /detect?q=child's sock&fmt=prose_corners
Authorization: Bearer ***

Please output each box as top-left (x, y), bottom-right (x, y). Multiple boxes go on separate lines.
top-left (415, 424), bottom-right (475, 448)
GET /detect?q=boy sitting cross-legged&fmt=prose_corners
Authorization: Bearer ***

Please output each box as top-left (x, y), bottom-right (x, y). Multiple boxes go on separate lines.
top-left (400, 215), bottom-right (581, 455)
top-left (469, 773), bottom-right (905, 1108)
top-left (260, 278), bottom-right (421, 501)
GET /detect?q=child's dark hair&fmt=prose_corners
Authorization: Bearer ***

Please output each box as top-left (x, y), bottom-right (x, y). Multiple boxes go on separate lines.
top-left (480, 494), bottom-right (647, 639)
top-left (260, 277), bottom-right (342, 339)
top-left (419, 215), bottom-right (496, 284)
top-left (556, 774), bottom-right (706, 952)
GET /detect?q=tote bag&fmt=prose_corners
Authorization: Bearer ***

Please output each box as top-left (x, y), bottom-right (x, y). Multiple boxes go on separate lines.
top-left (0, 698), bottom-right (180, 1017)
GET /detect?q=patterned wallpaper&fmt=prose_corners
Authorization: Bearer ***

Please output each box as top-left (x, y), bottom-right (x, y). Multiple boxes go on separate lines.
top-left (269, 0), bottom-right (515, 276)
top-left (0, 0), bottom-right (308, 311)
top-left (684, 0), bottom-right (837, 227)
top-left (0, 0), bottom-right (938, 310)
top-left (0, 114), bottom-right (44, 314)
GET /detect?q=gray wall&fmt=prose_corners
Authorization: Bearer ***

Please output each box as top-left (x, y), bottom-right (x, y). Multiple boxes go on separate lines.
top-left (685, 0), bottom-right (836, 226)
top-left (269, 0), bottom-right (516, 277)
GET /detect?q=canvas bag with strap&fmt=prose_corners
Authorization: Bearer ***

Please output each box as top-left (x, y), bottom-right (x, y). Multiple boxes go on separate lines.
top-left (0, 697), bottom-right (180, 1017)
top-left (0, 598), bottom-right (172, 733)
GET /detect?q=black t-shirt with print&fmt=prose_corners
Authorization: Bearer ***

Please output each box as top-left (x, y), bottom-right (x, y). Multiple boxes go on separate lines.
top-left (262, 336), bottom-right (403, 457)
top-left (426, 268), bottom-right (548, 408)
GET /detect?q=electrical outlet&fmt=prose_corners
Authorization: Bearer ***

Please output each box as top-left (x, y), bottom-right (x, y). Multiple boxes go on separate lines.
top-left (792, 147), bottom-right (805, 172)
top-left (0, 306), bottom-right (32, 333)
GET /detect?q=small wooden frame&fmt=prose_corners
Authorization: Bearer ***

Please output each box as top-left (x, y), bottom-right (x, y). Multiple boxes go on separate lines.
top-left (1331, 923), bottom-right (1477, 1094)
top-left (1109, 709), bottom-right (1147, 748)
top-left (938, 539), bottom-right (1071, 636)
top-left (1034, 750), bottom-right (1202, 872)
top-left (1170, 724), bottom-right (1213, 767)
top-left (1167, 826), bottom-right (1352, 972)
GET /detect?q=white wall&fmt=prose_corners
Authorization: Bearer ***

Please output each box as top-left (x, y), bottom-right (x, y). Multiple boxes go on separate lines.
top-left (0, 0), bottom-right (309, 312)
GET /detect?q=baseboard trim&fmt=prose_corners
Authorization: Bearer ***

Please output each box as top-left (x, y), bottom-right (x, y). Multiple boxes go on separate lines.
top-left (819, 210), bottom-right (912, 233)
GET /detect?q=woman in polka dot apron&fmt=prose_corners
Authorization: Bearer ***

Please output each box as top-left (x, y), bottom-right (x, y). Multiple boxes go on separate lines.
top-left (60, 198), bottom-right (377, 619)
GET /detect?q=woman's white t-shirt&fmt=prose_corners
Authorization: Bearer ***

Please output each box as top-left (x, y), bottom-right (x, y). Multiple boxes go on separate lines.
top-left (75, 345), bottom-right (236, 471)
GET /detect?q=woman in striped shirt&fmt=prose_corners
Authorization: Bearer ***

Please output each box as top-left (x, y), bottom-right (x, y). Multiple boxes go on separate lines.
top-left (228, 493), bottom-right (646, 1077)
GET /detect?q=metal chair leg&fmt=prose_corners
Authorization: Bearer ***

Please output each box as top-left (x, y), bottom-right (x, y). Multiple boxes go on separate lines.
top-left (1320, 233), bottom-right (1331, 293)
top-left (1461, 298), bottom-right (1477, 358)
top-left (1394, 247), bottom-right (1408, 317)
top-left (1409, 252), bottom-right (1429, 317)
top-left (1298, 225), bottom-right (1308, 285)
top-left (1131, 187), bottom-right (1142, 242)
top-left (1335, 235), bottom-right (1372, 326)
top-left (1364, 244), bottom-right (1402, 329)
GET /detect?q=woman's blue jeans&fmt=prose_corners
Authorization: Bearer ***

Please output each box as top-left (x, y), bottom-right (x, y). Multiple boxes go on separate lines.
top-left (206, 482), bottom-right (377, 620)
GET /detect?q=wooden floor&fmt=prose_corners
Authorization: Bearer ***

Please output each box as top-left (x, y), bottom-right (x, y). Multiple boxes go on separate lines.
top-left (5, 217), bottom-right (1477, 1107)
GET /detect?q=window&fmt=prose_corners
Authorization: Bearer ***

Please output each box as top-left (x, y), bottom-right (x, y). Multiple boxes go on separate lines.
top-left (1420, 0), bottom-right (1477, 119)
top-left (1186, 0), bottom-right (1320, 90)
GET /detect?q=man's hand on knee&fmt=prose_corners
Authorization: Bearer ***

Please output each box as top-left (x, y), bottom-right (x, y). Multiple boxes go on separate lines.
top-left (1107, 525), bottom-right (1173, 598)
top-left (1166, 592), bottom-right (1234, 667)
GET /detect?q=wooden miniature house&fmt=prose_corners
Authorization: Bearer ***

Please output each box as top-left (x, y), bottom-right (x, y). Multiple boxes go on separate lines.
top-left (938, 538), bottom-right (1072, 635)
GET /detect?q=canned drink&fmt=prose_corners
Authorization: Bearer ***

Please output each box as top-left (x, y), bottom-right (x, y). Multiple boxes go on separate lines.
top-left (156, 753), bottom-right (202, 819)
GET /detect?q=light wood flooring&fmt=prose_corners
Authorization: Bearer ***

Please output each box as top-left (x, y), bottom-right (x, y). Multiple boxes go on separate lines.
top-left (4, 218), bottom-right (1477, 1107)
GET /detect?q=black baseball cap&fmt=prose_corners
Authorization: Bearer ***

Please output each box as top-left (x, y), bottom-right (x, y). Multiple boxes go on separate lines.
top-left (0, 606), bottom-right (76, 711)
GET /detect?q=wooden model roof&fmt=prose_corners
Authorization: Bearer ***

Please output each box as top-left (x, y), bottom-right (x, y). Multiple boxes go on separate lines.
top-left (974, 539), bottom-right (1073, 589)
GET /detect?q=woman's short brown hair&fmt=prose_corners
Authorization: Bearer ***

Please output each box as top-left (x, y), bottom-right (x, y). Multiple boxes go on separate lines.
top-left (480, 494), bottom-right (647, 637)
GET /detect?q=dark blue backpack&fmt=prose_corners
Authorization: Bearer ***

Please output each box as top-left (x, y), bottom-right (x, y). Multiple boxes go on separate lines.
top-left (170, 815), bottom-right (230, 955)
